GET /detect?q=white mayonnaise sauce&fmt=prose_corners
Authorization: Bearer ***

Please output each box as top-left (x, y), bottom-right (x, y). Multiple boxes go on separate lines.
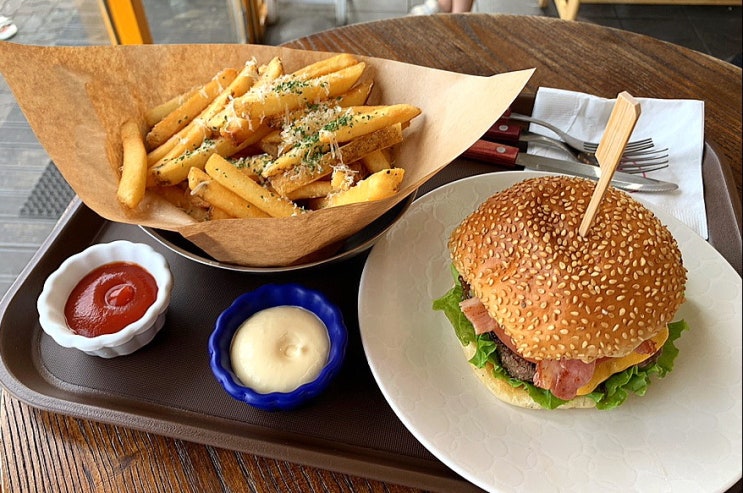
top-left (230, 306), bottom-right (330, 393)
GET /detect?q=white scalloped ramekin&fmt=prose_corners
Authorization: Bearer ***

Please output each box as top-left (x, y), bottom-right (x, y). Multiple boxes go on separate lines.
top-left (37, 240), bottom-right (173, 358)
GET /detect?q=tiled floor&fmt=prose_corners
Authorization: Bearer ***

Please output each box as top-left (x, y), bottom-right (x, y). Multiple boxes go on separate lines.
top-left (0, 0), bottom-right (740, 298)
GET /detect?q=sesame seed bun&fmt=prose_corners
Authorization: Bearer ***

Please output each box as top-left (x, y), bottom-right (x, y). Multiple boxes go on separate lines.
top-left (449, 175), bottom-right (687, 364)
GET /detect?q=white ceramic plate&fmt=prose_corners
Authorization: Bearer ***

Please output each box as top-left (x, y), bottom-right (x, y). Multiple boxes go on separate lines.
top-left (358, 171), bottom-right (742, 493)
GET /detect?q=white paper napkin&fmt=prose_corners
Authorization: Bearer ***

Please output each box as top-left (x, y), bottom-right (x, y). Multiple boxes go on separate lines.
top-left (528, 87), bottom-right (707, 239)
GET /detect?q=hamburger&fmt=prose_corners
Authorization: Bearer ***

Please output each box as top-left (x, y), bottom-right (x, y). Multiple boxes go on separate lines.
top-left (433, 175), bottom-right (689, 410)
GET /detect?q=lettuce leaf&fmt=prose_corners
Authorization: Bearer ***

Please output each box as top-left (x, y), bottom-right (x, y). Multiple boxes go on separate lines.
top-left (432, 267), bottom-right (689, 410)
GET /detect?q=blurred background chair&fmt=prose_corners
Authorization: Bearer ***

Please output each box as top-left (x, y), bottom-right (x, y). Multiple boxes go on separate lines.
top-left (97, 0), bottom-right (152, 44)
top-left (227, 0), bottom-right (269, 43)
top-left (98, 0), bottom-right (272, 45)
top-left (228, 0), bottom-right (348, 43)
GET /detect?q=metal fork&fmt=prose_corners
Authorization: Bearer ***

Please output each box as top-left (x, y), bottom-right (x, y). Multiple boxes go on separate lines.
top-left (510, 112), bottom-right (654, 154)
top-left (520, 132), bottom-right (670, 174)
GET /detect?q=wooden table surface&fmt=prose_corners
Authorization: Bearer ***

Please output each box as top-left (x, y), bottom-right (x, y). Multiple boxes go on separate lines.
top-left (2, 14), bottom-right (741, 493)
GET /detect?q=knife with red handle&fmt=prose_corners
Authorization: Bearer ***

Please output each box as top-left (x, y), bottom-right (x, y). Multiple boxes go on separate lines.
top-left (482, 118), bottom-right (523, 143)
top-left (462, 139), bottom-right (522, 166)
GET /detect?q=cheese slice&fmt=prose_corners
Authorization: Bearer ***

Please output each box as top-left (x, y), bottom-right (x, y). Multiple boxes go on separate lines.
top-left (576, 327), bottom-right (669, 396)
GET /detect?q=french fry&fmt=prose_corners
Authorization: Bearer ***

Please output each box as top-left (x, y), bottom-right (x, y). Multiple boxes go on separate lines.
top-left (337, 79), bottom-right (374, 107)
top-left (362, 148), bottom-right (392, 173)
top-left (220, 116), bottom-right (262, 143)
top-left (254, 82), bottom-right (374, 176)
top-left (260, 141), bottom-right (330, 178)
top-left (152, 184), bottom-right (212, 221)
top-left (151, 184), bottom-right (190, 209)
top-left (205, 154), bottom-right (303, 218)
top-left (204, 61), bottom-right (260, 120)
top-left (261, 129), bottom-right (283, 143)
top-left (208, 57), bottom-right (284, 131)
top-left (342, 122), bottom-right (404, 159)
top-left (319, 104), bottom-right (420, 144)
top-left (232, 63), bottom-right (366, 120)
top-left (258, 139), bottom-right (280, 158)
top-left (272, 103), bottom-right (351, 149)
top-left (263, 81), bottom-right (371, 132)
top-left (189, 62), bottom-right (260, 140)
top-left (229, 153), bottom-right (273, 177)
top-left (205, 57), bottom-right (283, 131)
top-left (286, 180), bottom-right (333, 201)
top-left (188, 167), bottom-right (270, 218)
top-left (263, 109), bottom-right (402, 180)
top-left (330, 162), bottom-right (367, 191)
top-left (269, 123), bottom-right (404, 196)
top-left (268, 156), bottom-right (334, 197)
top-left (117, 119), bottom-right (148, 208)
top-left (209, 207), bottom-right (233, 220)
top-left (146, 68), bottom-right (237, 149)
top-left (148, 125), bottom-right (272, 187)
top-left (208, 57), bottom-right (283, 135)
top-left (256, 56), bottom-right (285, 85)
top-left (147, 125), bottom-right (191, 166)
top-left (147, 64), bottom-right (257, 165)
top-left (150, 122), bottom-right (210, 168)
top-left (330, 168), bottom-right (352, 191)
top-left (290, 53), bottom-right (358, 80)
top-left (145, 86), bottom-right (199, 127)
top-left (318, 168), bottom-right (405, 208)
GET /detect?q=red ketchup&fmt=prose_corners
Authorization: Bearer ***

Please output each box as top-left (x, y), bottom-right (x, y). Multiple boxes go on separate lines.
top-left (64, 262), bottom-right (158, 338)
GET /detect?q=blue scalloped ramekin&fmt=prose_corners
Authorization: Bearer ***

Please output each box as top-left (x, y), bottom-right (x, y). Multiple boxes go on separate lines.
top-left (208, 283), bottom-right (347, 411)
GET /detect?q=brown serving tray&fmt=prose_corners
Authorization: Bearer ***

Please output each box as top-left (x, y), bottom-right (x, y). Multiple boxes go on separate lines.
top-left (1, 140), bottom-right (740, 493)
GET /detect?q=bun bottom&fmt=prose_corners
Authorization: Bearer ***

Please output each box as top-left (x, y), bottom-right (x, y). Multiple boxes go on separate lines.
top-left (463, 342), bottom-right (597, 410)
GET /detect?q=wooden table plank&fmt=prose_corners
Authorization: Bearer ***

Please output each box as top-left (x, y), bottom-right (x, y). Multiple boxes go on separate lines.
top-left (1, 395), bottom-right (417, 492)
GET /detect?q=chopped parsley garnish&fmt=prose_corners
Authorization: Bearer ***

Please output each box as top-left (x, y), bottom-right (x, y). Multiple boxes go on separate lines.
top-left (273, 79), bottom-right (311, 95)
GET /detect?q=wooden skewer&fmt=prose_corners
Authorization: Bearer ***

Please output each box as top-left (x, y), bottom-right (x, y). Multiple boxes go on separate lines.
top-left (579, 92), bottom-right (641, 237)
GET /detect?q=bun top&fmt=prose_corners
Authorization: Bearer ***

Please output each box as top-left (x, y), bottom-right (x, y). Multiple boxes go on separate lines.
top-left (449, 176), bottom-right (687, 362)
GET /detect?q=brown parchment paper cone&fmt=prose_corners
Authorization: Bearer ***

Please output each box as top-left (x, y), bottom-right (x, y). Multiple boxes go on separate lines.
top-left (0, 42), bottom-right (533, 266)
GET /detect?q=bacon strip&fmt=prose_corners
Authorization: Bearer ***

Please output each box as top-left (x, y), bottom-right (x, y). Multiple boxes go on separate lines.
top-left (459, 297), bottom-right (499, 335)
top-left (534, 359), bottom-right (596, 400)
